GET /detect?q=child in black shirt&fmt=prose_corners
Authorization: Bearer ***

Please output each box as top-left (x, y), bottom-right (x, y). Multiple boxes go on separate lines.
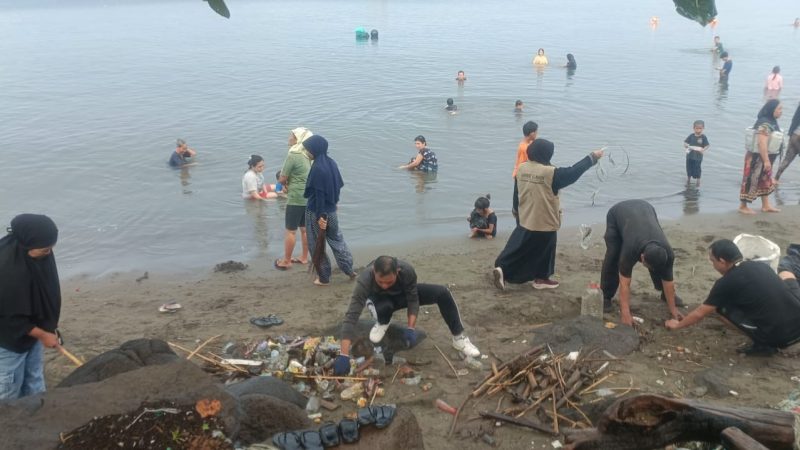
top-left (684, 120), bottom-right (710, 187)
top-left (468, 194), bottom-right (497, 239)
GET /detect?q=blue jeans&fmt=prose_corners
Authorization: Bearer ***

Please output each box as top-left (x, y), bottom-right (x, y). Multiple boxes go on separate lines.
top-left (0, 341), bottom-right (46, 400)
top-left (305, 210), bottom-right (354, 283)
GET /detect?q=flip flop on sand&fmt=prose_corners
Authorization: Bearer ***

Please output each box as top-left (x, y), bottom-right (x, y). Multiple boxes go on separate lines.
top-left (290, 258), bottom-right (308, 264)
top-left (250, 314), bottom-right (284, 328)
top-left (274, 259), bottom-right (290, 271)
top-left (158, 302), bottom-right (182, 313)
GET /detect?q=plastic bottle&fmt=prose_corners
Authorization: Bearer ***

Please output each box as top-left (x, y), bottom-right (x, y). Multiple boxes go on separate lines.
top-left (400, 375), bottom-right (421, 386)
top-left (305, 395), bottom-right (320, 414)
top-left (341, 383), bottom-right (364, 400)
top-left (580, 283), bottom-right (603, 320)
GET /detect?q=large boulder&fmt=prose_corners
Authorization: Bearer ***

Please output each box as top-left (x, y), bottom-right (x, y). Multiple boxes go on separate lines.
top-left (57, 338), bottom-right (179, 388)
top-left (226, 376), bottom-right (308, 409)
top-left (531, 316), bottom-right (640, 356)
top-left (0, 359), bottom-right (240, 450)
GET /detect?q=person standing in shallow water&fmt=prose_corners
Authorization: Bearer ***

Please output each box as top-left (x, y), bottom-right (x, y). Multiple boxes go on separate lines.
top-left (399, 135), bottom-right (438, 173)
top-left (511, 121), bottom-right (538, 225)
top-left (303, 135), bottom-right (356, 286)
top-left (0, 214), bottom-right (62, 400)
top-left (493, 139), bottom-right (603, 291)
top-left (275, 127), bottom-right (313, 270)
top-left (775, 102), bottom-right (800, 182)
top-left (739, 99), bottom-right (783, 214)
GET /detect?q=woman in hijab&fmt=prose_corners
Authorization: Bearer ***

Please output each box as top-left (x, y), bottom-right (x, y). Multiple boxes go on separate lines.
top-left (492, 140), bottom-right (603, 291)
top-left (0, 214), bottom-right (62, 400)
top-left (739, 99), bottom-right (783, 214)
top-left (303, 135), bottom-right (356, 286)
top-left (775, 102), bottom-right (800, 182)
top-left (275, 127), bottom-right (314, 270)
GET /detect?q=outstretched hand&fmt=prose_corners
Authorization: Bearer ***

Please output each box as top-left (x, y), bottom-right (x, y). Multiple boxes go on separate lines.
top-left (404, 328), bottom-right (417, 348)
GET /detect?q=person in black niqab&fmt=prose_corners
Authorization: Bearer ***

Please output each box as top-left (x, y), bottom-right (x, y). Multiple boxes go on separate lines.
top-left (0, 213), bottom-right (62, 400)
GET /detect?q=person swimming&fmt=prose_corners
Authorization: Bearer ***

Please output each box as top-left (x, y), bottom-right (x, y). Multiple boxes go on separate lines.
top-left (456, 70), bottom-right (466, 82)
top-left (514, 100), bottom-right (524, 113)
top-left (532, 48), bottom-right (548, 65)
top-left (445, 98), bottom-right (458, 113)
top-left (564, 53), bottom-right (577, 70)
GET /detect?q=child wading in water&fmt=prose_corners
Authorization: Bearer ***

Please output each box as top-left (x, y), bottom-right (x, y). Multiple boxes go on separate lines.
top-left (468, 194), bottom-right (497, 239)
top-left (684, 120), bottom-right (710, 187)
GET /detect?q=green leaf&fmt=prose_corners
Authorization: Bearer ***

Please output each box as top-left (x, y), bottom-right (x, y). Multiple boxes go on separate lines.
top-left (202, 423), bottom-right (210, 431)
top-left (673, 0), bottom-right (718, 26)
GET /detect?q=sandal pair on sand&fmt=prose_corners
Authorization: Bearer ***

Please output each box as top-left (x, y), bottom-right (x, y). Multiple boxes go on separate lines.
top-left (274, 258), bottom-right (308, 271)
top-left (249, 314), bottom-right (283, 328)
top-left (272, 405), bottom-right (396, 449)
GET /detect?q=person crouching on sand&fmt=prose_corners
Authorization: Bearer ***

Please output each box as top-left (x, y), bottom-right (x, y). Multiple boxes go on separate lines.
top-left (665, 239), bottom-right (800, 356)
top-left (468, 194), bottom-right (496, 239)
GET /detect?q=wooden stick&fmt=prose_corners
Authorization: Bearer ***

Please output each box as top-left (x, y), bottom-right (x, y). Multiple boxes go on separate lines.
top-left (168, 342), bottom-right (248, 373)
top-left (660, 366), bottom-right (690, 373)
top-left (433, 343), bottom-right (459, 379)
top-left (187, 335), bottom-right (221, 361)
top-left (58, 346), bottom-right (84, 367)
top-left (479, 410), bottom-right (558, 436)
top-left (391, 365), bottom-right (402, 384)
top-left (292, 374), bottom-right (368, 381)
top-left (579, 374), bottom-right (613, 395)
top-left (567, 399), bottom-right (593, 427)
top-left (552, 390), bottom-right (559, 434)
top-left (448, 394), bottom-right (471, 437)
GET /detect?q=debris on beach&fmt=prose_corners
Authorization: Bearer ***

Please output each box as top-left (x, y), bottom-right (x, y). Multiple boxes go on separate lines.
top-left (213, 260), bottom-right (248, 273)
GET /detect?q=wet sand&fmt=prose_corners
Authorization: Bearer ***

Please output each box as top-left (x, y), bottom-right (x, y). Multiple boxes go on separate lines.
top-left (48, 206), bottom-right (800, 449)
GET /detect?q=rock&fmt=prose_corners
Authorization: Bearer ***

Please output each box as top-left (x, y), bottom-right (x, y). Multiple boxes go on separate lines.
top-left (236, 394), bottom-right (312, 445)
top-left (531, 316), bottom-right (639, 356)
top-left (0, 360), bottom-right (240, 450)
top-left (57, 338), bottom-right (179, 388)
top-left (694, 369), bottom-right (732, 397)
top-left (352, 406), bottom-right (425, 450)
top-left (691, 386), bottom-right (708, 398)
top-left (321, 320), bottom-right (428, 356)
top-left (225, 376), bottom-right (307, 409)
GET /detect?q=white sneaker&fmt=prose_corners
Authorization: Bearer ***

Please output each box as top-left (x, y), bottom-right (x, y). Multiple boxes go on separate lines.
top-left (452, 335), bottom-right (480, 357)
top-left (492, 267), bottom-right (505, 291)
top-left (369, 323), bottom-right (390, 343)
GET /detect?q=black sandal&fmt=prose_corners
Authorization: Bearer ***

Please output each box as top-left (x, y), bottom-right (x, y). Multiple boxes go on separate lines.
top-left (272, 431), bottom-right (302, 450)
top-left (250, 314), bottom-right (284, 328)
top-left (318, 422), bottom-right (340, 448)
top-left (338, 418), bottom-right (360, 444)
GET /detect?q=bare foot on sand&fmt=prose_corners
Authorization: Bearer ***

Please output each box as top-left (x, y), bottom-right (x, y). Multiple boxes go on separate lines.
top-left (313, 278), bottom-right (330, 286)
top-left (738, 206), bottom-right (756, 215)
top-left (762, 207), bottom-right (781, 213)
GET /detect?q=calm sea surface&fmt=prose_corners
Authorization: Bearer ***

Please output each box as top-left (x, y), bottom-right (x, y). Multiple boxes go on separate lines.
top-left (1, 0), bottom-right (799, 277)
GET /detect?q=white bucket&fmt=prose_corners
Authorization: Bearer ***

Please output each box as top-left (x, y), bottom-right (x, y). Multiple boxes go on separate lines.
top-left (732, 233), bottom-right (780, 272)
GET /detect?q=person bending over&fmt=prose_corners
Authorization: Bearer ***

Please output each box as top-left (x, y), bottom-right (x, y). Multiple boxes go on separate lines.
top-left (665, 239), bottom-right (800, 356)
top-left (333, 256), bottom-right (480, 375)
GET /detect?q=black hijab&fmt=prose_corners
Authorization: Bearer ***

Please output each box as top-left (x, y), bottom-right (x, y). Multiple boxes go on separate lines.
top-left (527, 139), bottom-right (555, 165)
top-left (0, 214), bottom-right (61, 353)
top-left (754, 99), bottom-right (781, 131)
top-left (303, 135), bottom-right (344, 212)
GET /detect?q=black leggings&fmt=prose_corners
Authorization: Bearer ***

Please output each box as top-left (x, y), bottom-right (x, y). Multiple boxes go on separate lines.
top-left (369, 284), bottom-right (464, 336)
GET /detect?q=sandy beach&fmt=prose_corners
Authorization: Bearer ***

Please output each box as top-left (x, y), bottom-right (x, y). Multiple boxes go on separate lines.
top-left (47, 205), bottom-right (800, 449)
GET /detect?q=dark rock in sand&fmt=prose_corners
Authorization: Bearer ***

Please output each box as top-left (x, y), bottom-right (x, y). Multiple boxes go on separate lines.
top-left (57, 338), bottom-right (178, 388)
top-left (236, 394), bottom-right (312, 445)
top-left (694, 367), bottom-right (733, 397)
top-left (322, 319), bottom-right (427, 357)
top-left (225, 376), bottom-right (307, 409)
top-left (531, 316), bottom-right (639, 356)
top-left (354, 406), bottom-right (425, 449)
top-left (0, 359), bottom-right (240, 450)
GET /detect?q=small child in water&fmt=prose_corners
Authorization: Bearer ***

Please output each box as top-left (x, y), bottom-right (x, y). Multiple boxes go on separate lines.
top-left (468, 194), bottom-right (497, 239)
top-left (684, 120), bottom-right (710, 187)
top-left (273, 170), bottom-right (287, 194)
top-left (514, 100), bottom-right (524, 113)
top-left (456, 70), bottom-right (466, 82)
top-left (445, 98), bottom-right (458, 113)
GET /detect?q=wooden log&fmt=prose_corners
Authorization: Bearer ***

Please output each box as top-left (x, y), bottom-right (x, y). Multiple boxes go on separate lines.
top-left (479, 410), bottom-right (559, 436)
top-left (563, 394), bottom-right (795, 450)
top-left (721, 427), bottom-right (770, 450)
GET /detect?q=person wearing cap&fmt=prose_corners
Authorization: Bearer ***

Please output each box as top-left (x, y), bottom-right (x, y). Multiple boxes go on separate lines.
top-left (333, 256), bottom-right (480, 375)
top-left (0, 214), bottom-right (63, 400)
top-left (665, 239), bottom-right (800, 356)
top-left (169, 138), bottom-right (197, 167)
top-left (601, 200), bottom-right (683, 326)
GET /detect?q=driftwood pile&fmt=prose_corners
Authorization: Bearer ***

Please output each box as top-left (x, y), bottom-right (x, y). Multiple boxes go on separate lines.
top-left (461, 344), bottom-right (624, 436)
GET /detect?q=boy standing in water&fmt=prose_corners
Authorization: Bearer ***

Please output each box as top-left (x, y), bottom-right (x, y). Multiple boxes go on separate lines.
top-left (684, 120), bottom-right (710, 187)
top-left (717, 52), bottom-right (732, 82)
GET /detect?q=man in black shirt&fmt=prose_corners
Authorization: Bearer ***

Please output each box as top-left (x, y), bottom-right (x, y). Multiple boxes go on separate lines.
top-left (666, 239), bottom-right (800, 355)
top-left (601, 200), bottom-right (683, 326)
top-left (333, 256), bottom-right (481, 375)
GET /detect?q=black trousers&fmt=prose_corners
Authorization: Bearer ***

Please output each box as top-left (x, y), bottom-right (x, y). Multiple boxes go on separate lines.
top-left (512, 177), bottom-right (520, 226)
top-left (368, 283), bottom-right (464, 336)
top-left (719, 279), bottom-right (800, 348)
top-left (600, 214), bottom-right (663, 300)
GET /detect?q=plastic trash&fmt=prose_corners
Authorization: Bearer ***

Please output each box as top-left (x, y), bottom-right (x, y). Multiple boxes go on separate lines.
top-left (400, 375), bottom-right (421, 386)
top-left (435, 399), bottom-right (457, 415)
top-left (579, 224), bottom-right (593, 250)
top-left (341, 383), bottom-right (364, 400)
top-left (305, 395), bottom-right (320, 414)
top-left (580, 283), bottom-right (603, 320)
top-left (733, 233), bottom-right (780, 272)
top-left (464, 356), bottom-right (483, 370)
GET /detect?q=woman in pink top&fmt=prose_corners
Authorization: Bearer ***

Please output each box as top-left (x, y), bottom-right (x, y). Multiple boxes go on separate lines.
top-left (764, 66), bottom-right (783, 100)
